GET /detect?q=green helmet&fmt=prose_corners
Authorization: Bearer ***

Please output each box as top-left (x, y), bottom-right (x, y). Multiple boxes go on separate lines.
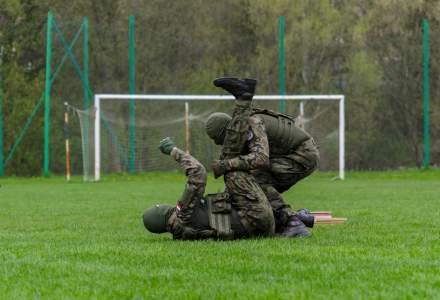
top-left (143, 204), bottom-right (175, 233)
top-left (205, 112), bottom-right (231, 145)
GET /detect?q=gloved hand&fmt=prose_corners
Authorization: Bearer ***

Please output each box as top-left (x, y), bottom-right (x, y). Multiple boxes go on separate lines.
top-left (211, 160), bottom-right (227, 179)
top-left (159, 137), bottom-right (176, 155)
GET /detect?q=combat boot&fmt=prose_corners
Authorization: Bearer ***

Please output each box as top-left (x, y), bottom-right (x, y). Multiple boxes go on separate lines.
top-left (280, 217), bottom-right (310, 238)
top-left (213, 77), bottom-right (257, 100)
top-left (243, 78), bottom-right (257, 94)
top-left (297, 209), bottom-right (315, 228)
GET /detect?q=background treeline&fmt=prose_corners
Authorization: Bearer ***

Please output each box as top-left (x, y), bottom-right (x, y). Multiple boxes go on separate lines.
top-left (0, 0), bottom-right (439, 175)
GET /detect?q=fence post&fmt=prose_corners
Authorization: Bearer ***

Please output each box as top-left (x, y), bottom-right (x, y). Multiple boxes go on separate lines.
top-left (82, 17), bottom-right (90, 177)
top-left (185, 102), bottom-right (190, 154)
top-left (83, 17), bottom-right (89, 110)
top-left (423, 18), bottom-right (430, 168)
top-left (279, 16), bottom-right (286, 113)
top-left (43, 11), bottom-right (53, 176)
top-left (0, 58), bottom-right (3, 176)
top-left (129, 15), bottom-right (136, 173)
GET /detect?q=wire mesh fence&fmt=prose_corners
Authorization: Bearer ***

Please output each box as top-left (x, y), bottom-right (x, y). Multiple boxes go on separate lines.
top-left (2, 1), bottom-right (440, 175)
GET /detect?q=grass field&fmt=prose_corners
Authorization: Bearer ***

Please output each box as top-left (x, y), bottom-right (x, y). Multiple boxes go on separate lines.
top-left (1, 170), bottom-right (440, 299)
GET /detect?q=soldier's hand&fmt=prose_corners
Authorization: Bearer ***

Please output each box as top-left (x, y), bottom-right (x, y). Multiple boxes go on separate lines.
top-left (211, 160), bottom-right (227, 179)
top-left (159, 137), bottom-right (176, 155)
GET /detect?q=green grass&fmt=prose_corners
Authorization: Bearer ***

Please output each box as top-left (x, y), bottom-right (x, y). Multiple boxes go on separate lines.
top-left (1, 171), bottom-right (440, 299)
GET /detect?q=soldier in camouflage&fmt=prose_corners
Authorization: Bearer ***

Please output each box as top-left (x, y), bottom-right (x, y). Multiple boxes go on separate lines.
top-left (207, 77), bottom-right (319, 237)
top-left (142, 137), bottom-right (275, 240)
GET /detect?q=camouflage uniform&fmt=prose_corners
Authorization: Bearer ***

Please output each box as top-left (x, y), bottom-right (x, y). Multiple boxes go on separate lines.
top-left (220, 101), bottom-right (319, 230)
top-left (166, 147), bottom-right (274, 240)
top-left (219, 100), bottom-right (275, 236)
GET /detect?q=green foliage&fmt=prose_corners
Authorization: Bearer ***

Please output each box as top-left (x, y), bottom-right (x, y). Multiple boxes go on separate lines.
top-left (1, 0), bottom-right (440, 175)
top-left (1, 172), bottom-right (440, 298)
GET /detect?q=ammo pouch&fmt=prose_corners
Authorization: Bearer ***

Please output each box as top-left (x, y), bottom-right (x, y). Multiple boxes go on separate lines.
top-left (206, 192), bottom-right (233, 239)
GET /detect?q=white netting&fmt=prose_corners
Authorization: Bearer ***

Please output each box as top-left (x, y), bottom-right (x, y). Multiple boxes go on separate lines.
top-left (75, 108), bottom-right (95, 181)
top-left (75, 96), bottom-right (342, 181)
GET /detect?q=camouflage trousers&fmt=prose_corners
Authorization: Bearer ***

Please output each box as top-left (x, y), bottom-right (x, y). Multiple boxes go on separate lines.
top-left (252, 138), bottom-right (319, 230)
top-left (224, 171), bottom-right (275, 237)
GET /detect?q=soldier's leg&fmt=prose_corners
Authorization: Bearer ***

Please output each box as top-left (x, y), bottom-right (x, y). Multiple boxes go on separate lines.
top-left (252, 163), bottom-right (311, 237)
top-left (260, 184), bottom-right (297, 232)
top-left (252, 169), bottom-right (297, 232)
top-left (224, 171), bottom-right (275, 237)
top-left (271, 138), bottom-right (319, 193)
top-left (257, 181), bottom-right (309, 237)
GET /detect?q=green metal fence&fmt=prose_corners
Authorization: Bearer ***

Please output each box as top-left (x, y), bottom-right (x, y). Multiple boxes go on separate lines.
top-left (0, 65), bottom-right (3, 176)
top-left (0, 7), bottom-right (437, 176)
top-left (423, 18), bottom-right (430, 168)
top-left (1, 11), bottom-right (138, 176)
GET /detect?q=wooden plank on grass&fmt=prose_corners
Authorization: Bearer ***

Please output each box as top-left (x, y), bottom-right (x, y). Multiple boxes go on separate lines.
top-left (315, 217), bottom-right (347, 225)
top-left (310, 211), bottom-right (332, 216)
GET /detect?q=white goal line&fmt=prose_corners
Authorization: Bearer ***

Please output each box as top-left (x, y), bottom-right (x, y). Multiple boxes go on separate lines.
top-left (93, 94), bottom-right (345, 181)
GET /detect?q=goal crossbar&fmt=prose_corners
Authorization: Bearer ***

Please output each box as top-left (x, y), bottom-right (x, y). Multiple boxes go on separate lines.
top-left (93, 94), bottom-right (345, 181)
top-left (95, 94), bottom-right (344, 101)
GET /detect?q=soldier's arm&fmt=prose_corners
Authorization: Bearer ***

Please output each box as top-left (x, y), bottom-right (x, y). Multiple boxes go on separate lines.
top-left (222, 116), bottom-right (269, 172)
top-left (170, 147), bottom-right (207, 210)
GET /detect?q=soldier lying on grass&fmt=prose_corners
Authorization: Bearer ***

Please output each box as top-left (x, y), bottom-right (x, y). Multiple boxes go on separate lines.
top-left (143, 138), bottom-right (314, 240)
top-left (143, 137), bottom-right (275, 240)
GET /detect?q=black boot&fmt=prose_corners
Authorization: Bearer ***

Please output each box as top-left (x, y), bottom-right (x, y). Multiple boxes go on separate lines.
top-left (280, 218), bottom-right (311, 238)
top-left (243, 78), bottom-right (257, 94)
top-left (297, 209), bottom-right (315, 228)
top-left (213, 77), bottom-right (257, 100)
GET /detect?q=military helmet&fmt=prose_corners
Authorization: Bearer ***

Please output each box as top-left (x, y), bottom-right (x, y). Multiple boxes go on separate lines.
top-left (205, 112), bottom-right (232, 145)
top-left (143, 204), bottom-right (175, 233)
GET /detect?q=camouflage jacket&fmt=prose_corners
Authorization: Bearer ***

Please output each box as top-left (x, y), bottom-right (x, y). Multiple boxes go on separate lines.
top-left (166, 147), bottom-right (220, 240)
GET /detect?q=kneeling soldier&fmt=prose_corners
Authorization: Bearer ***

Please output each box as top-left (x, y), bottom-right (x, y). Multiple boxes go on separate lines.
top-left (142, 138), bottom-right (275, 240)
top-left (206, 77), bottom-right (319, 237)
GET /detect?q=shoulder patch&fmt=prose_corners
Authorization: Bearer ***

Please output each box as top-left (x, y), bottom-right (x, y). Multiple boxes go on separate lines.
top-left (247, 131), bottom-right (254, 141)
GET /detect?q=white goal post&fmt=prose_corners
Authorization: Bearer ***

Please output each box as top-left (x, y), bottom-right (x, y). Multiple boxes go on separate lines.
top-left (93, 94), bottom-right (345, 181)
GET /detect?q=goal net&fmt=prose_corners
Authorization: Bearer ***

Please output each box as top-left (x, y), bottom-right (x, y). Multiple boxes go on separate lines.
top-left (75, 94), bottom-right (345, 181)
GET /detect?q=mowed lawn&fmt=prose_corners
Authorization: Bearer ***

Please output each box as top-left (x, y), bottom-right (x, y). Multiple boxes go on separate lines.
top-left (1, 171), bottom-right (439, 299)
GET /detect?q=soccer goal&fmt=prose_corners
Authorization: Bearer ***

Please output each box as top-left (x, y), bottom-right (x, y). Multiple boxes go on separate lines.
top-left (76, 94), bottom-right (345, 181)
